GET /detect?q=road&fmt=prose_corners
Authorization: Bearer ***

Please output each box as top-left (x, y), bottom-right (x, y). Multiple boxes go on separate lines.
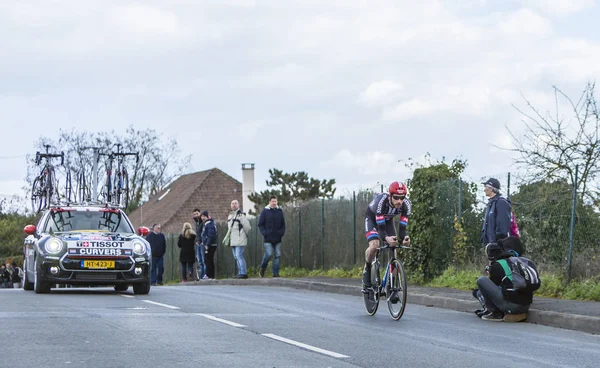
top-left (3, 285), bottom-right (599, 368)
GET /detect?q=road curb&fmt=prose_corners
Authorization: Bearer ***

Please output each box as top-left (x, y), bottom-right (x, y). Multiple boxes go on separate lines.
top-left (186, 278), bottom-right (600, 335)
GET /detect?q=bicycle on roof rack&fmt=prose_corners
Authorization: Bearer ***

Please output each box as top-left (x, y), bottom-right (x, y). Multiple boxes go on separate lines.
top-left (362, 236), bottom-right (411, 321)
top-left (100, 143), bottom-right (139, 209)
top-left (73, 146), bottom-right (103, 204)
top-left (31, 145), bottom-right (65, 213)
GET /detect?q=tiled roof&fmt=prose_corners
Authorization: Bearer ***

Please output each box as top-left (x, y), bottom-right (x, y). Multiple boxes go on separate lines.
top-left (128, 168), bottom-right (242, 233)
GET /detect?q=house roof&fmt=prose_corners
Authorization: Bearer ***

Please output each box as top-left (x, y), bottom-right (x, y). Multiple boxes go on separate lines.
top-left (128, 168), bottom-right (241, 232)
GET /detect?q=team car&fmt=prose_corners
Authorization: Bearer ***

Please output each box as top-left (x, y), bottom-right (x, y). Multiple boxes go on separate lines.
top-left (22, 205), bottom-right (152, 294)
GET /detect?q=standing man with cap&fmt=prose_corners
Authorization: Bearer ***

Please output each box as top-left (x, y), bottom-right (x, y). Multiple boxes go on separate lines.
top-left (481, 178), bottom-right (512, 246)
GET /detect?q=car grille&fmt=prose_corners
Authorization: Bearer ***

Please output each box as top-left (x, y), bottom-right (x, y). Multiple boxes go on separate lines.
top-left (75, 273), bottom-right (118, 280)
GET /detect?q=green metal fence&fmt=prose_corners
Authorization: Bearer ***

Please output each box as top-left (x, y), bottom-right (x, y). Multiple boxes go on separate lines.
top-left (160, 174), bottom-right (600, 283)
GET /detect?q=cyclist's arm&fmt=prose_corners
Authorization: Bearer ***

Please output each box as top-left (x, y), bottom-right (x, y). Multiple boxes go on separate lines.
top-left (373, 194), bottom-right (391, 241)
top-left (397, 199), bottom-right (412, 240)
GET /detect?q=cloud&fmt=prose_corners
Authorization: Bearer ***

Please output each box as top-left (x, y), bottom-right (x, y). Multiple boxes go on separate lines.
top-left (321, 149), bottom-right (405, 176)
top-left (0, 0), bottom-right (599, 203)
top-left (359, 81), bottom-right (404, 107)
top-left (497, 8), bottom-right (552, 36)
top-left (110, 4), bottom-right (185, 36)
top-left (520, 0), bottom-right (596, 15)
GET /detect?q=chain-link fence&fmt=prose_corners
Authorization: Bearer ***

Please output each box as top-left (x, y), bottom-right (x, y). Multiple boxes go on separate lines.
top-left (160, 174), bottom-right (599, 283)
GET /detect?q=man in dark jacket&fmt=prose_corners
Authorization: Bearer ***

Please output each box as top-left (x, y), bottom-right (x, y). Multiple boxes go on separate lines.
top-left (146, 223), bottom-right (167, 285)
top-left (481, 178), bottom-right (512, 246)
top-left (257, 195), bottom-right (286, 278)
top-left (193, 208), bottom-right (205, 280)
top-left (200, 211), bottom-right (218, 279)
top-left (473, 237), bottom-right (533, 322)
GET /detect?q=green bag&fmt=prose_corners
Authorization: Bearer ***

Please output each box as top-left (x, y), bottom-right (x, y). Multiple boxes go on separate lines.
top-left (222, 226), bottom-right (232, 247)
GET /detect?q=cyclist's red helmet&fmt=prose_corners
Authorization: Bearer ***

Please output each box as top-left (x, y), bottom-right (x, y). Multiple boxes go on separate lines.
top-left (389, 181), bottom-right (408, 196)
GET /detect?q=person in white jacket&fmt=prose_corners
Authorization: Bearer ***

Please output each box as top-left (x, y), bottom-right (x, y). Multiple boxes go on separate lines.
top-left (227, 199), bottom-right (252, 278)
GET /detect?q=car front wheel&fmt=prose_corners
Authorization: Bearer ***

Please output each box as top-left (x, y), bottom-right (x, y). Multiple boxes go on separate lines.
top-left (23, 259), bottom-right (34, 291)
top-left (34, 257), bottom-right (51, 294)
top-left (133, 282), bottom-right (150, 295)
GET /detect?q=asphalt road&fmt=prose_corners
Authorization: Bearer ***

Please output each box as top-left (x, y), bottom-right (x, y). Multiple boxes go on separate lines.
top-left (3, 285), bottom-right (600, 368)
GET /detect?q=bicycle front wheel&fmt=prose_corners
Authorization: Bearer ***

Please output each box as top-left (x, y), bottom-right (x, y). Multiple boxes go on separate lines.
top-left (387, 259), bottom-right (407, 321)
top-left (363, 261), bottom-right (380, 316)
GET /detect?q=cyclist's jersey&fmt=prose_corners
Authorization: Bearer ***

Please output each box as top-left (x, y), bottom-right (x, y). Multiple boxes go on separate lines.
top-left (364, 193), bottom-right (411, 241)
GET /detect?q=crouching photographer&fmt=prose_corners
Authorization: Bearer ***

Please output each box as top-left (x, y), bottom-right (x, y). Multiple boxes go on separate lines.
top-left (473, 237), bottom-right (540, 322)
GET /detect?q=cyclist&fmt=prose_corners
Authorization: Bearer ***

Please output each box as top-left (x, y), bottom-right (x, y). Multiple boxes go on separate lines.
top-left (362, 181), bottom-right (411, 291)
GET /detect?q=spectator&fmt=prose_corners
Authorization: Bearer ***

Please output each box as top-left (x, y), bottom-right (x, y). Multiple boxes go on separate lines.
top-left (193, 208), bottom-right (205, 281)
top-left (473, 238), bottom-right (533, 322)
top-left (258, 195), bottom-right (286, 278)
top-left (227, 199), bottom-right (251, 279)
top-left (200, 211), bottom-right (218, 279)
top-left (146, 223), bottom-right (167, 286)
top-left (9, 262), bottom-right (22, 288)
top-left (481, 178), bottom-right (512, 246)
top-left (1, 264), bottom-right (11, 288)
top-left (177, 222), bottom-right (196, 283)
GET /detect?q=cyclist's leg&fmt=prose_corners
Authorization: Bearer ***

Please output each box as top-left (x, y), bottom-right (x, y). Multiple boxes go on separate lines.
top-left (363, 217), bottom-right (379, 289)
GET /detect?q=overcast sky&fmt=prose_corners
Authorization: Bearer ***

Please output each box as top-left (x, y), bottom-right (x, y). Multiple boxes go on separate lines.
top-left (1, 0), bottom-right (599, 204)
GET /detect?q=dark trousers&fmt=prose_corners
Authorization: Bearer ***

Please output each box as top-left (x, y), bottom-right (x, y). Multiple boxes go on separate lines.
top-left (476, 276), bottom-right (529, 314)
top-left (205, 246), bottom-right (217, 279)
top-left (181, 262), bottom-right (194, 281)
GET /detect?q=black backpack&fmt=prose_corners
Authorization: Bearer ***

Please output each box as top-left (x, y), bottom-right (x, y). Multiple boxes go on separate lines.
top-left (497, 256), bottom-right (541, 292)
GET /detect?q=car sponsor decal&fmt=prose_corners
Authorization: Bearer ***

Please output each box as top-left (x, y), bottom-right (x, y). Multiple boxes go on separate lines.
top-left (80, 235), bottom-right (112, 241)
top-left (77, 240), bottom-right (125, 248)
top-left (68, 248), bottom-right (132, 256)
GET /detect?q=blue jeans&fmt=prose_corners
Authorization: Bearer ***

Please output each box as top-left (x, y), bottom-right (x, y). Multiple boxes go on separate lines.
top-left (196, 244), bottom-right (206, 279)
top-left (151, 257), bottom-right (164, 285)
top-left (232, 246), bottom-right (247, 276)
top-left (260, 242), bottom-right (281, 276)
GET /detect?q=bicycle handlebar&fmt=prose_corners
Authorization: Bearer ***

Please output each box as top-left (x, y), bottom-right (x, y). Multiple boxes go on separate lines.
top-left (377, 244), bottom-right (412, 250)
top-left (35, 151), bottom-right (64, 165)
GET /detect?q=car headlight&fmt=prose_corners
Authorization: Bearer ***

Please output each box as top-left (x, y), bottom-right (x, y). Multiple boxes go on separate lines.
top-left (45, 237), bottom-right (64, 254)
top-left (132, 240), bottom-right (146, 255)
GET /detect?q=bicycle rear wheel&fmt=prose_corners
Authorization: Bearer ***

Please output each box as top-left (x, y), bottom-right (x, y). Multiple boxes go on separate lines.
top-left (77, 170), bottom-right (90, 203)
top-left (31, 176), bottom-right (43, 213)
top-left (65, 170), bottom-right (73, 203)
top-left (386, 259), bottom-right (407, 321)
top-left (121, 169), bottom-right (129, 209)
top-left (363, 261), bottom-right (380, 316)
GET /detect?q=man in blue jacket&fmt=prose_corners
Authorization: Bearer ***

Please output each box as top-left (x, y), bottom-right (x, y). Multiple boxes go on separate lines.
top-left (200, 211), bottom-right (218, 279)
top-left (258, 195), bottom-right (286, 278)
top-left (481, 178), bottom-right (512, 246)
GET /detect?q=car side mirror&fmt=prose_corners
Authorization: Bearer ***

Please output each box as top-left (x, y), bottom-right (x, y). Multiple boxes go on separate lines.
top-left (137, 226), bottom-right (150, 236)
top-left (24, 225), bottom-right (36, 235)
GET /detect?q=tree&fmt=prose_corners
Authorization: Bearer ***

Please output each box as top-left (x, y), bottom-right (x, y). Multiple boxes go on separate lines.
top-left (0, 207), bottom-right (38, 260)
top-left (26, 126), bottom-right (190, 213)
top-left (247, 169), bottom-right (336, 214)
top-left (401, 154), bottom-right (480, 280)
top-left (506, 82), bottom-right (600, 203)
top-left (510, 179), bottom-right (600, 268)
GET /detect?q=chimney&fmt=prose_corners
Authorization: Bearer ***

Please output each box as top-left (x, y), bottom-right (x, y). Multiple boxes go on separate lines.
top-left (242, 163), bottom-right (255, 215)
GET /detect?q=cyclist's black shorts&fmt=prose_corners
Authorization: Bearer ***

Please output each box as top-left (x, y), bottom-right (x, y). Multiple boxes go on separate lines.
top-left (364, 216), bottom-right (395, 242)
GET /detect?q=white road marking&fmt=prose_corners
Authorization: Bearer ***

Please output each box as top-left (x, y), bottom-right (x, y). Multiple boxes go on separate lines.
top-left (142, 300), bottom-right (181, 310)
top-left (119, 294), bottom-right (135, 298)
top-left (261, 333), bottom-right (349, 359)
top-left (196, 314), bottom-right (246, 327)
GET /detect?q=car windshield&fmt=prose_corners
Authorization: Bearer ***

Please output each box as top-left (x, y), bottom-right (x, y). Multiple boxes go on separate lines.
top-left (44, 209), bottom-right (134, 233)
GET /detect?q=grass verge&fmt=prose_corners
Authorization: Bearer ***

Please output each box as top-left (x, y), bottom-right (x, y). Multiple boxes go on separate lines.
top-left (241, 265), bottom-right (600, 302)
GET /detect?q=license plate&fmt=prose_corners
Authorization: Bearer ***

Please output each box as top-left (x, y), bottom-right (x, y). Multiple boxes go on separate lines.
top-left (81, 260), bottom-right (115, 269)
